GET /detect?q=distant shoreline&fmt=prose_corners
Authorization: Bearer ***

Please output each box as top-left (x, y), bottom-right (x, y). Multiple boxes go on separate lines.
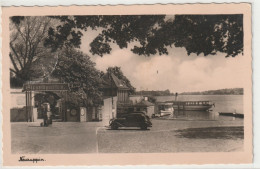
top-left (131, 94), bottom-right (243, 97)
top-left (179, 93), bottom-right (243, 95)
top-left (155, 94), bottom-right (243, 96)
top-left (134, 88), bottom-right (243, 96)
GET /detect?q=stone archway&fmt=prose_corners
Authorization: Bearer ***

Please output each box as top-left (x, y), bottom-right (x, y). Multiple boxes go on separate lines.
top-left (34, 92), bottom-right (63, 120)
top-left (23, 81), bottom-right (69, 122)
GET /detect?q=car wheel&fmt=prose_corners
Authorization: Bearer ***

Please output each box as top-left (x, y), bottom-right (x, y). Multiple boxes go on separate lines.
top-left (111, 124), bottom-right (118, 130)
top-left (140, 124), bottom-right (147, 130)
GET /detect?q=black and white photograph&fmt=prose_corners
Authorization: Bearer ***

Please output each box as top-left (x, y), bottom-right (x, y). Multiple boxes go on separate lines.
top-left (1, 4), bottom-right (253, 166)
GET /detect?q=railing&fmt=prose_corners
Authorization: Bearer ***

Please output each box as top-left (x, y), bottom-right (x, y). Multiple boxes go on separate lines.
top-left (171, 101), bottom-right (212, 106)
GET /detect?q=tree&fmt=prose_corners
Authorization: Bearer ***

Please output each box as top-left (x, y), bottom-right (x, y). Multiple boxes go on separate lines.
top-left (137, 15), bottom-right (243, 57)
top-left (44, 15), bottom-right (243, 58)
top-left (9, 16), bottom-right (56, 87)
top-left (52, 47), bottom-right (103, 106)
top-left (106, 66), bottom-right (135, 93)
top-left (9, 16), bottom-right (104, 106)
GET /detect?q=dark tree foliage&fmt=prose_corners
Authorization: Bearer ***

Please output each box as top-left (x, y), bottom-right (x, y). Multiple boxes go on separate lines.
top-left (44, 16), bottom-right (104, 51)
top-left (10, 16), bottom-right (25, 25)
top-left (135, 89), bottom-right (173, 96)
top-left (52, 47), bottom-right (103, 106)
top-left (149, 15), bottom-right (243, 57)
top-left (44, 15), bottom-right (243, 57)
top-left (106, 66), bottom-right (135, 94)
top-left (44, 15), bottom-right (166, 56)
top-left (180, 88), bottom-right (243, 95)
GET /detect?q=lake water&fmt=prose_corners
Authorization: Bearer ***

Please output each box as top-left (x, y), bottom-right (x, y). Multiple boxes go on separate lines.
top-left (155, 95), bottom-right (243, 121)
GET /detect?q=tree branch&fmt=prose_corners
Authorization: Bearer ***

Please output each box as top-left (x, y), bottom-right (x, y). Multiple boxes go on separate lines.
top-left (10, 32), bottom-right (19, 44)
top-left (14, 24), bottom-right (26, 43)
top-left (9, 53), bottom-right (20, 73)
top-left (10, 43), bottom-right (24, 69)
top-left (10, 68), bottom-right (18, 74)
top-left (30, 20), bottom-right (43, 43)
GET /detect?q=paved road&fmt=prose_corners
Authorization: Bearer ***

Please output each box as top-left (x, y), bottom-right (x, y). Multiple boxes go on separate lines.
top-left (97, 119), bottom-right (244, 153)
top-left (11, 122), bottom-right (103, 154)
top-left (11, 119), bottom-right (243, 154)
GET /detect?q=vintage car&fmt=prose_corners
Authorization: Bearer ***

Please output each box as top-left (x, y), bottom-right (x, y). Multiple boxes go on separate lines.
top-left (109, 112), bottom-right (152, 130)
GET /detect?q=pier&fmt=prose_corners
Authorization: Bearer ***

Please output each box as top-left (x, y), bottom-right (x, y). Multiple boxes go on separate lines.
top-left (218, 112), bottom-right (244, 118)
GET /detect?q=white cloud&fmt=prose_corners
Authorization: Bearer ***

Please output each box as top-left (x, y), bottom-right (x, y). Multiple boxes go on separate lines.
top-left (81, 30), bottom-right (248, 92)
top-left (92, 48), bottom-right (247, 92)
top-left (175, 54), bottom-right (247, 92)
top-left (132, 55), bottom-right (179, 91)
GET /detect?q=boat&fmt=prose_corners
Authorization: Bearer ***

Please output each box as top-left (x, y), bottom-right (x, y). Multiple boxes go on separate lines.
top-left (218, 112), bottom-right (244, 118)
top-left (168, 101), bottom-right (214, 111)
top-left (153, 102), bottom-right (174, 117)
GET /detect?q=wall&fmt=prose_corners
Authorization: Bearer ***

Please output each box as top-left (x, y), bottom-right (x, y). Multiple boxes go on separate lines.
top-left (10, 89), bottom-right (26, 122)
top-left (117, 90), bottom-right (129, 102)
top-left (10, 107), bottom-right (27, 122)
top-left (101, 96), bottom-right (117, 126)
top-left (129, 95), bottom-right (143, 104)
top-left (146, 106), bottom-right (155, 118)
top-left (66, 108), bottom-right (79, 122)
top-left (86, 106), bottom-right (102, 122)
top-left (86, 107), bottom-right (93, 121)
top-left (11, 88), bottom-right (26, 108)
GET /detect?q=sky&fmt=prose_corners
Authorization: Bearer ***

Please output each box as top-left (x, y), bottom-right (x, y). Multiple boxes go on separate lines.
top-left (80, 29), bottom-right (247, 93)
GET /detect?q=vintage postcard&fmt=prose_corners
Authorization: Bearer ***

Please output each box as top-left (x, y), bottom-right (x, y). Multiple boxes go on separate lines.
top-left (1, 3), bottom-right (252, 166)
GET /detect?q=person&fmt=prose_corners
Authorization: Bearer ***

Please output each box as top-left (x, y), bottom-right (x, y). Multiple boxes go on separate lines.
top-left (42, 103), bottom-right (52, 126)
top-left (47, 107), bottom-right (52, 124)
top-left (42, 103), bottom-right (48, 126)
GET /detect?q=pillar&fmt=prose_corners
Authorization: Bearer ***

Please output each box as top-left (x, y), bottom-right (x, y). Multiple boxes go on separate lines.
top-left (80, 107), bottom-right (87, 122)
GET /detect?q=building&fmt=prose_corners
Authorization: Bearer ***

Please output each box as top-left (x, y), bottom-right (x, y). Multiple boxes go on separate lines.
top-left (66, 72), bottom-right (131, 125)
top-left (10, 77), bottom-right (69, 123)
top-left (99, 72), bottom-right (131, 119)
top-left (100, 73), bottom-right (130, 102)
top-left (134, 99), bottom-right (155, 118)
top-left (10, 73), bottom-right (133, 125)
top-left (129, 95), bottom-right (144, 104)
top-left (100, 96), bottom-right (117, 126)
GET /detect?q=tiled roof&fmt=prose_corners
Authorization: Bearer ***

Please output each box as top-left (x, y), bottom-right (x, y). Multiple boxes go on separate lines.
top-left (110, 73), bottom-right (129, 89)
top-left (25, 76), bottom-right (62, 84)
top-left (100, 73), bottom-right (129, 90)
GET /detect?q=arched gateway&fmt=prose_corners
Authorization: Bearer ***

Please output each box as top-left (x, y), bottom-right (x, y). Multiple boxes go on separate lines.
top-left (22, 78), bottom-right (69, 123)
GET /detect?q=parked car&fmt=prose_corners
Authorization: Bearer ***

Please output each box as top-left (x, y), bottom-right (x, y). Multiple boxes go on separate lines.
top-left (109, 112), bottom-right (152, 130)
